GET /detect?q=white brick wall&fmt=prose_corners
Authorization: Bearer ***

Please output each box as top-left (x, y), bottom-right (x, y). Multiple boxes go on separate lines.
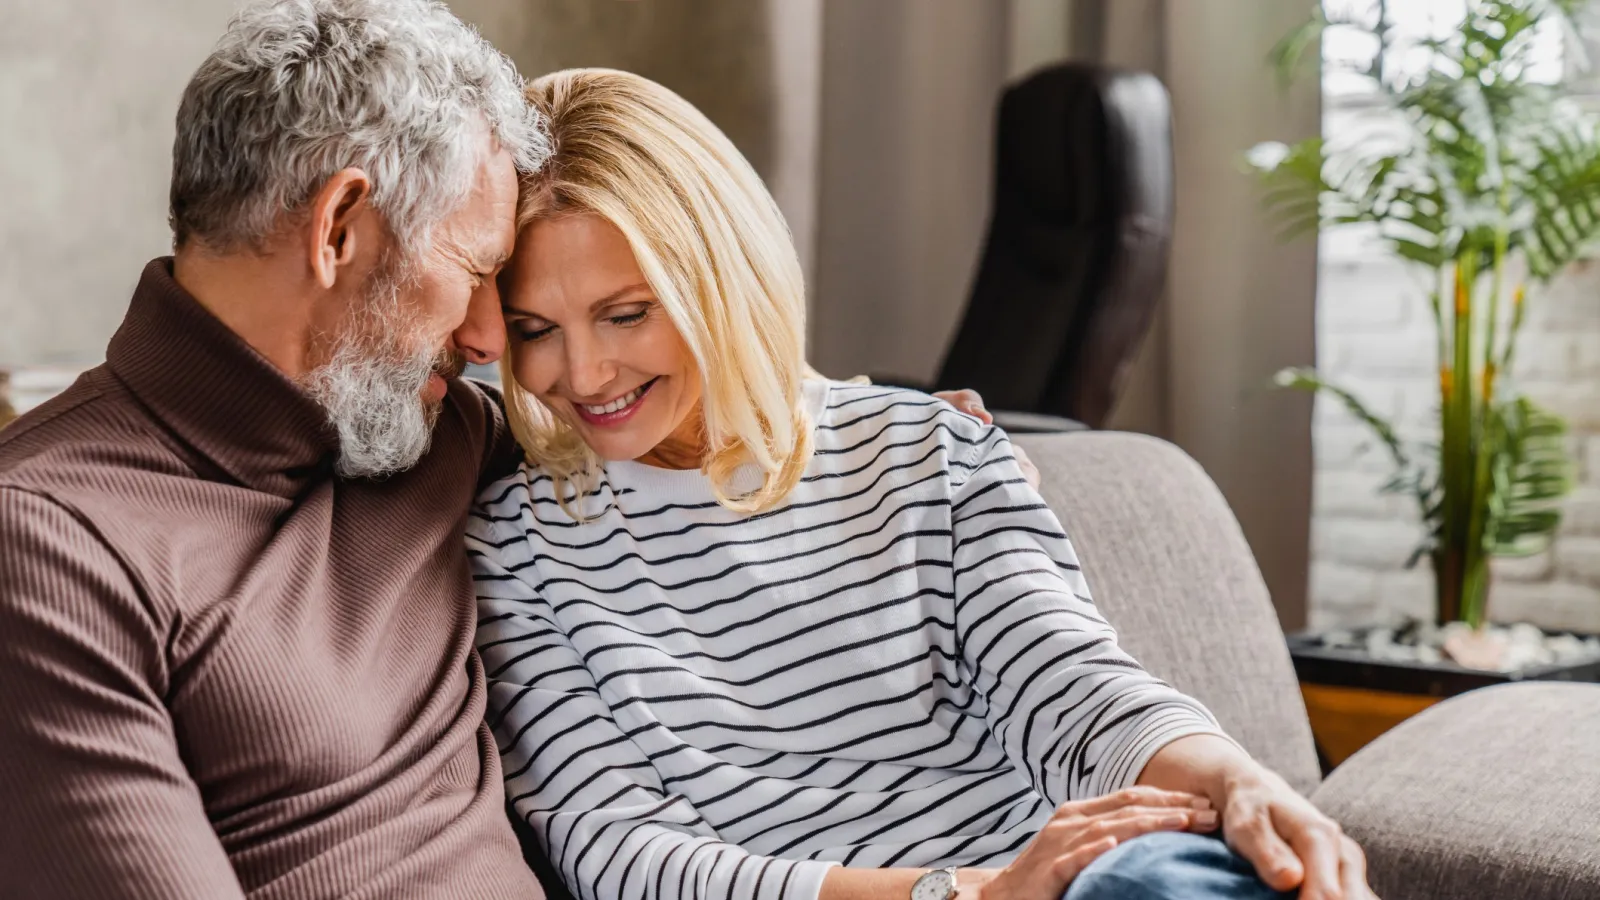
top-left (1310, 108), bottom-right (1600, 633)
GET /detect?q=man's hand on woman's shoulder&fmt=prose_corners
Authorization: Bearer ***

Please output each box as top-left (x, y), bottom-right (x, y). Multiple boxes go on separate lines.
top-left (931, 388), bottom-right (1041, 489)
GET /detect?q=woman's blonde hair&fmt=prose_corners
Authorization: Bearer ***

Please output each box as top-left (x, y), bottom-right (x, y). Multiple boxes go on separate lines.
top-left (501, 68), bottom-right (812, 515)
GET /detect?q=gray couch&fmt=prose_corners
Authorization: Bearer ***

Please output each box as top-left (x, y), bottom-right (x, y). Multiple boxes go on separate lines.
top-left (1018, 430), bottom-right (1600, 900)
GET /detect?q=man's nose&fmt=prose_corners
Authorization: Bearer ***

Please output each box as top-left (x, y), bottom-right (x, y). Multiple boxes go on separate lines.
top-left (454, 281), bottom-right (506, 366)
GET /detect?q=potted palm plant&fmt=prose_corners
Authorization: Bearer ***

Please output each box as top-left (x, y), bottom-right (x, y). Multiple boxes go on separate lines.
top-left (1250, 0), bottom-right (1600, 764)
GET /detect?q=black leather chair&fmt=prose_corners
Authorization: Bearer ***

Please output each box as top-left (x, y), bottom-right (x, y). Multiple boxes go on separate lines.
top-left (890, 62), bottom-right (1174, 433)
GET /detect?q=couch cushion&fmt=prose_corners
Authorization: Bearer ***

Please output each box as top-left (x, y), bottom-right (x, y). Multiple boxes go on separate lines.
top-left (1313, 682), bottom-right (1600, 900)
top-left (1015, 431), bottom-right (1320, 794)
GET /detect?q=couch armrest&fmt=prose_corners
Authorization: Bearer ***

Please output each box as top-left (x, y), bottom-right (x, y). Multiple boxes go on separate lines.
top-left (989, 410), bottom-right (1087, 433)
top-left (1310, 682), bottom-right (1600, 900)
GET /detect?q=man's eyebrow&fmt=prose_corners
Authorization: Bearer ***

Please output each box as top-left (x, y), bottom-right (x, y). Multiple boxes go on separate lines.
top-left (475, 250), bottom-right (512, 271)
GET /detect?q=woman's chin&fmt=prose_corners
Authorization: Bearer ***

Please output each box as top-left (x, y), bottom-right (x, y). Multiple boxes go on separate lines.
top-left (581, 431), bottom-right (658, 463)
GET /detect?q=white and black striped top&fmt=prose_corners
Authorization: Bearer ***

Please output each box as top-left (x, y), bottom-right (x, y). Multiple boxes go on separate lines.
top-left (470, 381), bottom-right (1225, 900)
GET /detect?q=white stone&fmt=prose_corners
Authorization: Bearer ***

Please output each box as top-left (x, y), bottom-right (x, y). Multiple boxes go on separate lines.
top-left (1507, 622), bottom-right (1547, 646)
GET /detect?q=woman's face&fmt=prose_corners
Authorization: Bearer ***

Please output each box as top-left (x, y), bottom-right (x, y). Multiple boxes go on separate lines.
top-left (501, 212), bottom-right (702, 462)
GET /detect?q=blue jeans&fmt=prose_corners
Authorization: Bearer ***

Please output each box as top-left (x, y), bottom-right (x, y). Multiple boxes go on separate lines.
top-left (1064, 832), bottom-right (1296, 900)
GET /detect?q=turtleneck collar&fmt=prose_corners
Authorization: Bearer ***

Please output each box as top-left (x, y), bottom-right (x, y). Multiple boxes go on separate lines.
top-left (105, 258), bottom-right (340, 497)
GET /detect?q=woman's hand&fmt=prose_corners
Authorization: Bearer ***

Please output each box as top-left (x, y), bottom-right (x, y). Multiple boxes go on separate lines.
top-left (972, 787), bottom-right (1218, 900)
top-left (1218, 767), bottom-right (1374, 900)
top-left (1140, 734), bottom-right (1376, 900)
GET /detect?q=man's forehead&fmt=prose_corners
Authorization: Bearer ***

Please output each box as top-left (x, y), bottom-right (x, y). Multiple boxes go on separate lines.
top-left (452, 150), bottom-right (519, 264)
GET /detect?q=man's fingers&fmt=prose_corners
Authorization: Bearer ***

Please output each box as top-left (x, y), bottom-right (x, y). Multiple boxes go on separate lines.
top-left (933, 389), bottom-right (992, 424)
top-left (1228, 810), bottom-right (1304, 892)
top-left (1061, 787), bottom-right (1211, 819)
top-left (1049, 836), bottom-right (1118, 885)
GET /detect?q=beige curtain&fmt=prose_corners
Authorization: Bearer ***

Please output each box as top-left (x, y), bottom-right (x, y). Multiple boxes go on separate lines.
top-left (1062, 0), bottom-right (1321, 629)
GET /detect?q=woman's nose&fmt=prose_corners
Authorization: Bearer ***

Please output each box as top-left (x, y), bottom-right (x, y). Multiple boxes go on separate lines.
top-left (565, 336), bottom-right (617, 398)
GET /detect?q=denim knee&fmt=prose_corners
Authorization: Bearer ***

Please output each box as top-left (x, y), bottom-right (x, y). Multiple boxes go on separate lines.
top-left (1064, 831), bottom-right (1294, 900)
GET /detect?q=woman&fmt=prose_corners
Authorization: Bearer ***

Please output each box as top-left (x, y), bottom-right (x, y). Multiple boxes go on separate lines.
top-left (470, 69), bottom-right (1369, 900)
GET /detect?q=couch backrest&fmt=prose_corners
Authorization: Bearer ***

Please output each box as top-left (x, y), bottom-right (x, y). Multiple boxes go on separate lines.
top-left (1014, 431), bottom-right (1321, 794)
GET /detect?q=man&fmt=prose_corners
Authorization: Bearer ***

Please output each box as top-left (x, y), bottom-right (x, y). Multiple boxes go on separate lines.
top-left (0, 0), bottom-right (541, 895)
top-left (0, 2), bottom-right (1002, 897)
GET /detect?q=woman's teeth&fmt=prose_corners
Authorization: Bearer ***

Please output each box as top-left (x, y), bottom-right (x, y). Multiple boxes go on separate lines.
top-left (583, 382), bottom-right (648, 416)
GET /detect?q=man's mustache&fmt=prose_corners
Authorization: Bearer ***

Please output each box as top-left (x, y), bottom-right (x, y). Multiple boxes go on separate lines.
top-left (431, 348), bottom-right (467, 381)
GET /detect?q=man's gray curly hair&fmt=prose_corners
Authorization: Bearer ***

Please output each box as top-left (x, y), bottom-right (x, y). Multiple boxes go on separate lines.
top-left (169, 0), bottom-right (548, 254)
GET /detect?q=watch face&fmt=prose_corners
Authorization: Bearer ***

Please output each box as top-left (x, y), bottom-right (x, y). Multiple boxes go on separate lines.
top-left (911, 868), bottom-right (956, 900)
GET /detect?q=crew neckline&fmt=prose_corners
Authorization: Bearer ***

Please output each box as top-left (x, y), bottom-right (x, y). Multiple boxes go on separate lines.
top-left (604, 379), bottom-right (833, 502)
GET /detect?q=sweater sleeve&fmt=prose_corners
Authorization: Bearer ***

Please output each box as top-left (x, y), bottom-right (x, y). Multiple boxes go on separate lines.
top-left (0, 488), bottom-right (245, 899)
top-left (470, 527), bottom-right (838, 900)
top-left (947, 428), bottom-right (1230, 805)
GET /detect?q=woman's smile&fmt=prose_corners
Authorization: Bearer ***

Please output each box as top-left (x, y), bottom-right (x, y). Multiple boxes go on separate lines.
top-left (572, 376), bottom-right (659, 427)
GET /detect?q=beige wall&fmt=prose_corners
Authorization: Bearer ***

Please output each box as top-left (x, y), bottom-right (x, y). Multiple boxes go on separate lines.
top-left (808, 0), bottom-right (1010, 383)
top-left (1164, 1), bottom-right (1319, 629)
top-left (1043, 0), bottom-right (1319, 627)
top-left (449, 0), bottom-right (824, 283)
top-left (0, 0), bottom-right (821, 369)
top-left (0, 0), bottom-right (239, 368)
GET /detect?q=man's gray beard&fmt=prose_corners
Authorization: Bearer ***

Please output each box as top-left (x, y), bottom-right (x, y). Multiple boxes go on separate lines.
top-left (300, 263), bottom-right (443, 480)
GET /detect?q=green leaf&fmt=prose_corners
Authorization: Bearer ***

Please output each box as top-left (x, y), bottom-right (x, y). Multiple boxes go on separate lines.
top-left (1485, 395), bottom-right (1573, 556)
top-left (1274, 367), bottom-right (1411, 471)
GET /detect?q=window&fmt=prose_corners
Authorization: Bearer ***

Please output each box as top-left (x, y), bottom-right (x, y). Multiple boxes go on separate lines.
top-left (1321, 0), bottom-right (1570, 104)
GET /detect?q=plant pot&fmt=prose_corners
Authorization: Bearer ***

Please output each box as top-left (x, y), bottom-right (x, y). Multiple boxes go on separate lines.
top-left (1287, 623), bottom-right (1600, 771)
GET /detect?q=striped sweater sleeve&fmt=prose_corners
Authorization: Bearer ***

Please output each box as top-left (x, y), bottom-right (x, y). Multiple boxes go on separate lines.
top-left (470, 534), bottom-right (839, 900)
top-left (948, 427), bottom-right (1228, 804)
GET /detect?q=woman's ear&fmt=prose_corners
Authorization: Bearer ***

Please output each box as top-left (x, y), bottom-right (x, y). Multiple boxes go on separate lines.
top-left (306, 168), bottom-right (375, 290)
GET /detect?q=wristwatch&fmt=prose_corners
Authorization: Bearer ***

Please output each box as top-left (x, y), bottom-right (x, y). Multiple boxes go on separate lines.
top-left (910, 866), bottom-right (960, 900)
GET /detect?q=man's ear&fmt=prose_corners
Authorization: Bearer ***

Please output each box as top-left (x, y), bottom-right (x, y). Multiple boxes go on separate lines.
top-left (306, 168), bottom-right (375, 290)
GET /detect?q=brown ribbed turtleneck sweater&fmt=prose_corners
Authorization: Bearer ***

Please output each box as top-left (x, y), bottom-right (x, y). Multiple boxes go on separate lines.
top-left (0, 260), bottom-right (543, 898)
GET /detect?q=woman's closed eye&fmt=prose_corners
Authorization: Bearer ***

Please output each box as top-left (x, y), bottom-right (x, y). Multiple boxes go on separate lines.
top-left (608, 308), bottom-right (648, 327)
top-left (512, 321), bottom-right (556, 342)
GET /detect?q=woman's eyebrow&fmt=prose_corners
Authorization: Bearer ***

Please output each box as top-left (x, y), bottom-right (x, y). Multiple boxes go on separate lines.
top-left (500, 302), bottom-right (544, 319)
top-left (502, 283), bottom-right (651, 319)
top-left (588, 283), bottom-right (652, 312)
